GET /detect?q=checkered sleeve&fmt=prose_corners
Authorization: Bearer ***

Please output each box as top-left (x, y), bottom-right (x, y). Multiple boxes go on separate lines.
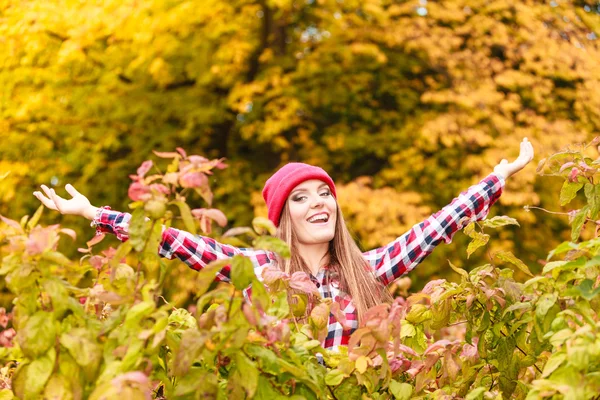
top-left (94, 209), bottom-right (276, 282)
top-left (362, 173), bottom-right (505, 286)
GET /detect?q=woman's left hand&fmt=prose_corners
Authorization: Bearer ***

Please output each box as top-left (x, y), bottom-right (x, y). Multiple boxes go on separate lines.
top-left (493, 138), bottom-right (534, 180)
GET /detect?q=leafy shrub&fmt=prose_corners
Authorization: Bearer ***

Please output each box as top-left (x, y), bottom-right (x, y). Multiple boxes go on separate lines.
top-left (0, 140), bottom-right (599, 399)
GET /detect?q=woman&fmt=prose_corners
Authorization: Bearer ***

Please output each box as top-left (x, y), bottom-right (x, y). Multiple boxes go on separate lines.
top-left (34, 139), bottom-right (534, 350)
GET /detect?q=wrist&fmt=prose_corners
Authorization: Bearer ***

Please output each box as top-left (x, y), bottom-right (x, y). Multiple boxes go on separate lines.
top-left (83, 206), bottom-right (99, 221)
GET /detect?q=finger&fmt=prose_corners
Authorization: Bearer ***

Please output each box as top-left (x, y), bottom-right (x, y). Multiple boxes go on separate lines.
top-left (33, 192), bottom-right (58, 211)
top-left (48, 188), bottom-right (64, 211)
top-left (65, 184), bottom-right (80, 198)
top-left (501, 159), bottom-right (508, 164)
top-left (40, 184), bottom-right (54, 199)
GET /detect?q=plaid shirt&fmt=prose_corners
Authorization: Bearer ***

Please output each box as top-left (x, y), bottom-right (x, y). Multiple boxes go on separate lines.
top-left (95, 173), bottom-right (504, 350)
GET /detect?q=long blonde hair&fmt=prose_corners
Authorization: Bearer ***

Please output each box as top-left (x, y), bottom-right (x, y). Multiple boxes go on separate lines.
top-left (276, 202), bottom-right (393, 323)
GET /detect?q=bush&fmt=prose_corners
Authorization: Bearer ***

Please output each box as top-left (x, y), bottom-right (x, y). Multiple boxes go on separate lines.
top-left (0, 141), bottom-right (599, 399)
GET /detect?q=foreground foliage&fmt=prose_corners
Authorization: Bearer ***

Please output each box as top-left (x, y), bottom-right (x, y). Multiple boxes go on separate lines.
top-left (2, 0), bottom-right (600, 283)
top-left (0, 140), bottom-right (599, 399)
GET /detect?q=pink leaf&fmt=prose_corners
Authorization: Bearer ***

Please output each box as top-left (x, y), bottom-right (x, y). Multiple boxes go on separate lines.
top-left (111, 371), bottom-right (151, 400)
top-left (424, 339), bottom-right (458, 355)
top-left (421, 279), bottom-right (446, 295)
top-left (569, 167), bottom-right (581, 183)
top-left (559, 162), bottom-right (575, 173)
top-left (176, 147), bottom-right (187, 158)
top-left (179, 171), bottom-right (208, 189)
top-left (149, 183), bottom-right (170, 195)
top-left (137, 160), bottom-right (153, 178)
top-left (330, 302), bottom-right (351, 330)
top-left (0, 215), bottom-right (24, 233)
top-left (188, 155), bottom-right (209, 165)
top-left (153, 150), bottom-right (181, 159)
top-left (162, 172), bottom-right (179, 185)
top-left (289, 271), bottom-right (320, 296)
top-left (261, 264), bottom-right (289, 286)
top-left (59, 228), bottom-right (77, 241)
top-left (397, 344), bottom-right (418, 357)
top-left (128, 182), bottom-right (151, 201)
top-left (204, 208), bottom-right (227, 227)
top-left (461, 339), bottom-right (479, 362)
top-left (86, 233), bottom-right (105, 248)
top-left (579, 161), bottom-right (596, 173)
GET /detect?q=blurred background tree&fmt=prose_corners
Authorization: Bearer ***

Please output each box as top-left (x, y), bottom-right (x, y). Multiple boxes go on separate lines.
top-left (1, 0), bottom-right (599, 295)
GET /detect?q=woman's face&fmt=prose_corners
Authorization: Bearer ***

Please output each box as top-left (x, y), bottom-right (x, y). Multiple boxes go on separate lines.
top-left (287, 179), bottom-right (337, 245)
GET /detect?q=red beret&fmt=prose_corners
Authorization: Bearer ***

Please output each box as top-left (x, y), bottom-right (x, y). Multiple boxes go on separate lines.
top-left (262, 163), bottom-right (337, 227)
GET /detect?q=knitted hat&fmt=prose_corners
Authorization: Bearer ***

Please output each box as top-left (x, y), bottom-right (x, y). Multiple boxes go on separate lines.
top-left (262, 163), bottom-right (337, 227)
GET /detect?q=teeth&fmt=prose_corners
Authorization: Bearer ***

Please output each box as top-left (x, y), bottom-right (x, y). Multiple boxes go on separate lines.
top-left (308, 214), bottom-right (328, 223)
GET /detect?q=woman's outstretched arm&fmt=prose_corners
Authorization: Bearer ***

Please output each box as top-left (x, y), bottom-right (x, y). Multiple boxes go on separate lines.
top-left (363, 138), bottom-right (534, 286)
top-left (33, 186), bottom-right (276, 282)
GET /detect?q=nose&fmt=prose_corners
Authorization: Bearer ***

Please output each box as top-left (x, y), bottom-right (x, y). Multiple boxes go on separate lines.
top-left (310, 194), bottom-right (324, 208)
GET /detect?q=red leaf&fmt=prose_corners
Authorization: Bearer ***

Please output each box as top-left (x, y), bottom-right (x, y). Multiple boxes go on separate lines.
top-left (137, 160), bottom-right (153, 178)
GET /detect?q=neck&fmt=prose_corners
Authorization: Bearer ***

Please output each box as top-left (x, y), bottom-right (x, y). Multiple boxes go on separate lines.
top-left (296, 241), bottom-right (330, 276)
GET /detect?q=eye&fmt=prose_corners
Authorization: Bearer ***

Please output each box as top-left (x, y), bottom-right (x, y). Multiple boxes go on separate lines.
top-left (292, 195), bottom-right (307, 202)
top-left (320, 190), bottom-right (331, 197)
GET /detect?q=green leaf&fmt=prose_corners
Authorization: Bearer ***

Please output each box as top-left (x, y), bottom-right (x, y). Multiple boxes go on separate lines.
top-left (465, 387), bottom-right (486, 400)
top-left (495, 250), bottom-right (533, 277)
top-left (584, 183), bottom-right (600, 219)
top-left (571, 206), bottom-right (589, 242)
top-left (535, 293), bottom-right (558, 319)
top-left (481, 216), bottom-right (520, 229)
top-left (43, 374), bottom-right (74, 400)
top-left (252, 216), bottom-right (277, 236)
top-left (325, 369), bottom-right (346, 386)
top-left (235, 352), bottom-right (259, 397)
top-left (43, 278), bottom-right (69, 318)
top-left (26, 205), bottom-right (44, 231)
top-left (565, 279), bottom-right (600, 300)
top-left (252, 236), bottom-right (291, 258)
top-left (59, 328), bottom-right (102, 379)
top-left (542, 352), bottom-right (566, 378)
top-left (448, 259), bottom-right (469, 281)
top-left (24, 348), bottom-right (56, 398)
top-left (0, 389), bottom-right (14, 400)
top-left (171, 200), bottom-right (197, 235)
top-left (17, 311), bottom-right (57, 358)
top-left (230, 255), bottom-right (255, 290)
top-left (129, 207), bottom-right (151, 252)
top-left (388, 380), bottom-right (413, 400)
top-left (542, 261), bottom-right (568, 274)
top-left (124, 301), bottom-right (155, 329)
top-left (560, 181), bottom-right (584, 206)
top-left (466, 232), bottom-right (490, 258)
top-left (405, 304), bottom-right (432, 324)
top-left (172, 330), bottom-right (207, 376)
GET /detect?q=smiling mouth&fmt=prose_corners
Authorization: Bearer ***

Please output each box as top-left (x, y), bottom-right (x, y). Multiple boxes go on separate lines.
top-left (307, 213), bottom-right (329, 223)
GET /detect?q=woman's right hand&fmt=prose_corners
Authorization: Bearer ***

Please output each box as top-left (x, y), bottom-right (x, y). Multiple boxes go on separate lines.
top-left (34, 184), bottom-right (98, 221)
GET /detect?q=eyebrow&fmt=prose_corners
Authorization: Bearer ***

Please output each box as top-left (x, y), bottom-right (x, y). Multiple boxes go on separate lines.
top-left (289, 183), bottom-right (329, 196)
